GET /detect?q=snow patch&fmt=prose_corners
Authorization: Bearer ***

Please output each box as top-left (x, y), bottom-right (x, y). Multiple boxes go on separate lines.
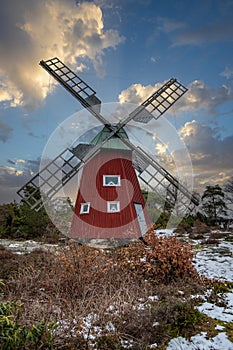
top-left (167, 332), bottom-right (233, 350)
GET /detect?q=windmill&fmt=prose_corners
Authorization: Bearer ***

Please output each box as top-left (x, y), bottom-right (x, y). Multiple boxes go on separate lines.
top-left (17, 57), bottom-right (199, 246)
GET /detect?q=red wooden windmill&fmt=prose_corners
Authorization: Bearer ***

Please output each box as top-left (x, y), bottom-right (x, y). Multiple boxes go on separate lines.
top-left (17, 58), bottom-right (199, 246)
top-left (69, 125), bottom-right (151, 244)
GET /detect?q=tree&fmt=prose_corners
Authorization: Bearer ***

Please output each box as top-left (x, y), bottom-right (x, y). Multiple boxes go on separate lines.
top-left (201, 185), bottom-right (227, 225)
top-left (224, 176), bottom-right (233, 204)
top-left (0, 202), bottom-right (21, 237)
top-left (224, 177), bottom-right (233, 223)
top-left (0, 186), bottom-right (60, 240)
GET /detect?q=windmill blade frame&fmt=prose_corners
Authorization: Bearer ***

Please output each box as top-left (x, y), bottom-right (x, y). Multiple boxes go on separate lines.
top-left (17, 148), bottom-right (83, 211)
top-left (124, 78), bottom-right (187, 124)
top-left (17, 57), bottom-right (199, 214)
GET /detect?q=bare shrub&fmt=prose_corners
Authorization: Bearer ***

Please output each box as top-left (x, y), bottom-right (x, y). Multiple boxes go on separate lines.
top-left (192, 220), bottom-right (211, 234)
top-left (174, 223), bottom-right (192, 234)
top-left (201, 238), bottom-right (219, 245)
top-left (2, 228), bottom-right (205, 349)
top-left (0, 246), bottom-right (22, 281)
top-left (209, 231), bottom-right (228, 239)
top-left (114, 226), bottom-right (198, 284)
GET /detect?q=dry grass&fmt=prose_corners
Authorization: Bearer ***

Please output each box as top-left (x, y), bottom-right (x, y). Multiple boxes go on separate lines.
top-left (0, 230), bottom-right (209, 349)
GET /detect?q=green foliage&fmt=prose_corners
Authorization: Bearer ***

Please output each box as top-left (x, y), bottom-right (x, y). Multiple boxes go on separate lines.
top-left (155, 212), bottom-right (170, 228)
top-left (142, 190), bottom-right (164, 223)
top-left (0, 295), bottom-right (56, 349)
top-left (224, 322), bottom-right (233, 342)
top-left (180, 212), bottom-right (206, 227)
top-left (17, 201), bottom-right (52, 238)
top-left (0, 200), bottom-right (60, 241)
top-left (163, 301), bottom-right (207, 338)
top-left (201, 184), bottom-right (227, 224)
top-left (0, 202), bottom-right (20, 237)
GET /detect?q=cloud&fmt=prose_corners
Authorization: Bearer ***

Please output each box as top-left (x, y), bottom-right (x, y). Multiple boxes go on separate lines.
top-left (0, 120), bottom-right (13, 142)
top-left (7, 159), bottom-right (26, 166)
top-left (156, 17), bottom-right (185, 33)
top-left (118, 79), bottom-right (233, 193)
top-left (178, 80), bottom-right (233, 115)
top-left (0, 165), bottom-right (27, 204)
top-left (0, 157), bottom-right (41, 203)
top-left (1, 158), bottom-right (39, 183)
top-left (220, 66), bottom-right (233, 80)
top-left (119, 82), bottom-right (165, 104)
top-left (178, 120), bottom-right (233, 191)
top-left (171, 18), bottom-right (233, 47)
top-left (0, 0), bottom-right (124, 110)
top-left (150, 56), bottom-right (157, 63)
top-left (119, 79), bottom-right (233, 116)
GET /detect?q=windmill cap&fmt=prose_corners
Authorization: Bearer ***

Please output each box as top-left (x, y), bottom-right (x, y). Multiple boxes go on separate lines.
top-left (91, 124), bottom-right (130, 150)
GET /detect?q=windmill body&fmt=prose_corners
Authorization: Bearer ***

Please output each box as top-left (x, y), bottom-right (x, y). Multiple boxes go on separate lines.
top-left (70, 125), bottom-right (150, 242)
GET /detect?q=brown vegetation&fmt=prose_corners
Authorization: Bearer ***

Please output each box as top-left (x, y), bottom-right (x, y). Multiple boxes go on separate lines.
top-left (0, 229), bottom-right (210, 349)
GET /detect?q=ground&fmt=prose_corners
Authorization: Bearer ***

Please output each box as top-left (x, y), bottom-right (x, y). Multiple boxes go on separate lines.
top-left (1, 227), bottom-right (233, 349)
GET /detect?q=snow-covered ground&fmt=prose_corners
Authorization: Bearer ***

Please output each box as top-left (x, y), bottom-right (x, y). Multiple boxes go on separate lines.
top-left (156, 228), bottom-right (233, 350)
top-left (167, 332), bottom-right (233, 350)
top-left (194, 242), bottom-right (233, 282)
top-left (0, 238), bottom-right (58, 254)
top-left (1, 230), bottom-right (233, 349)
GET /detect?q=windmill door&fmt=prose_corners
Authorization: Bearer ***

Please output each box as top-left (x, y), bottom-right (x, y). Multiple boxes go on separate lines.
top-left (134, 203), bottom-right (147, 235)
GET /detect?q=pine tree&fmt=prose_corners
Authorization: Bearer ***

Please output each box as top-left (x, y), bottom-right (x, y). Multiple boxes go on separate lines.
top-left (224, 177), bottom-right (233, 204)
top-left (201, 185), bottom-right (227, 225)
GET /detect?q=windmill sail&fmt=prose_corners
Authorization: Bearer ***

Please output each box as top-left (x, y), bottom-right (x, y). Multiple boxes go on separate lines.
top-left (40, 58), bottom-right (107, 124)
top-left (131, 144), bottom-right (199, 210)
top-left (17, 57), bottom-right (199, 217)
top-left (133, 149), bottom-right (199, 213)
top-left (17, 148), bottom-right (82, 211)
top-left (123, 78), bottom-right (187, 125)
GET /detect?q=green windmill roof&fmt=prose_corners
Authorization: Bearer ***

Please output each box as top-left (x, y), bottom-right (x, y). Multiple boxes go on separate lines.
top-left (91, 125), bottom-right (130, 150)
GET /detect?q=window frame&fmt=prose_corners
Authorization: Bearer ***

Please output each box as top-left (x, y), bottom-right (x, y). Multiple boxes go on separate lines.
top-left (80, 202), bottom-right (90, 214)
top-left (107, 201), bottom-right (120, 213)
top-left (103, 175), bottom-right (121, 187)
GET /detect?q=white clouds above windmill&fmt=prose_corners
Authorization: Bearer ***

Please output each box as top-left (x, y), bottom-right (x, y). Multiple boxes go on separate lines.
top-left (0, 0), bottom-right (124, 111)
top-left (119, 80), bottom-right (233, 117)
top-left (179, 120), bottom-right (233, 188)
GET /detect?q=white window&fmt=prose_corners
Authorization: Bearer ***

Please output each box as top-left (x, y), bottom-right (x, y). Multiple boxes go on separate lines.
top-left (103, 175), bottom-right (121, 187)
top-left (80, 202), bottom-right (90, 214)
top-left (107, 201), bottom-right (120, 213)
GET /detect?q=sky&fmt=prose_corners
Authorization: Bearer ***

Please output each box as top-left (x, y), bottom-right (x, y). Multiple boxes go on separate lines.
top-left (0, 0), bottom-right (233, 205)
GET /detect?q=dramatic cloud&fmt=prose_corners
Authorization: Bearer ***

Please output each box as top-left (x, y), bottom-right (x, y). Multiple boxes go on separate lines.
top-left (0, 158), bottom-right (40, 184)
top-left (179, 120), bottom-right (233, 191)
top-left (179, 80), bottom-right (233, 115)
top-left (119, 80), bottom-right (233, 116)
top-left (0, 158), bottom-right (41, 203)
top-left (0, 0), bottom-right (124, 110)
top-left (0, 120), bottom-right (13, 142)
top-left (118, 81), bottom-right (233, 193)
top-left (119, 82), bottom-right (164, 104)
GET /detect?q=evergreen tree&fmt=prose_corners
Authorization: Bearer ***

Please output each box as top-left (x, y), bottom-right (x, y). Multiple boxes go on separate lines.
top-left (224, 176), bottom-right (233, 204)
top-left (224, 177), bottom-right (233, 223)
top-left (201, 184), bottom-right (227, 224)
top-left (0, 186), bottom-right (60, 240)
top-left (0, 202), bottom-right (20, 236)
